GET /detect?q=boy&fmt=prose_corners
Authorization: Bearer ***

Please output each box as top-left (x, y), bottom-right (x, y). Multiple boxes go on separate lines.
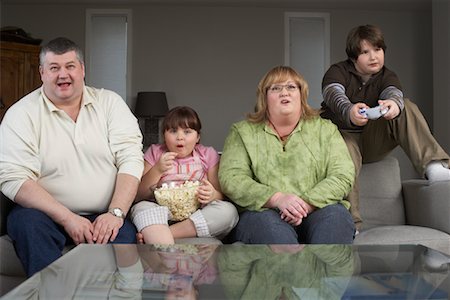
top-left (320, 24), bottom-right (450, 229)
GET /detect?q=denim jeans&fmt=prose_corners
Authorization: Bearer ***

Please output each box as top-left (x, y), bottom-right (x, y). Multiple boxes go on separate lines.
top-left (229, 204), bottom-right (355, 244)
top-left (7, 204), bottom-right (137, 277)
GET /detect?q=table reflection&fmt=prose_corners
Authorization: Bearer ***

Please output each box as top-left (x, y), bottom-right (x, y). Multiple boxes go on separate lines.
top-left (217, 244), bottom-right (354, 300)
top-left (2, 244), bottom-right (448, 300)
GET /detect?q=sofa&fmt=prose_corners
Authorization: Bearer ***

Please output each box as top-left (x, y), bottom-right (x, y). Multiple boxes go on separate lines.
top-left (354, 156), bottom-right (450, 255)
top-left (1, 155), bottom-right (449, 296)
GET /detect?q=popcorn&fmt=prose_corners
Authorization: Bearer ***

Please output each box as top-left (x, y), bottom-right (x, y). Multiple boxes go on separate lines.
top-left (151, 244), bottom-right (199, 255)
top-left (154, 181), bottom-right (201, 221)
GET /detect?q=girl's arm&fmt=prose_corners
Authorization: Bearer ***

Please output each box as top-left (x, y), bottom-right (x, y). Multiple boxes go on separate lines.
top-left (136, 151), bottom-right (178, 201)
top-left (206, 163), bottom-right (224, 200)
top-left (197, 163), bottom-right (224, 204)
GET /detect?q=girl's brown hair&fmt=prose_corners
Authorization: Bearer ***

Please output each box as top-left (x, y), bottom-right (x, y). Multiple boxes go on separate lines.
top-left (161, 106), bottom-right (202, 134)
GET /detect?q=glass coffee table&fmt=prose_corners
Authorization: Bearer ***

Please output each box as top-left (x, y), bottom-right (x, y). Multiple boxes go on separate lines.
top-left (2, 244), bottom-right (449, 299)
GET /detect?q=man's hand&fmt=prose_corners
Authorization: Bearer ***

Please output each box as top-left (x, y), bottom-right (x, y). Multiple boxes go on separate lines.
top-left (349, 103), bottom-right (369, 126)
top-left (61, 213), bottom-right (95, 245)
top-left (92, 212), bottom-right (124, 244)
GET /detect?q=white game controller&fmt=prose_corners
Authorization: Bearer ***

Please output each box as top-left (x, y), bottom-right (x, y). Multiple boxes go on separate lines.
top-left (359, 105), bottom-right (389, 120)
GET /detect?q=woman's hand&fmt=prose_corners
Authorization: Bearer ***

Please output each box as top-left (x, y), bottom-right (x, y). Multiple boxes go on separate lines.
top-left (271, 193), bottom-right (311, 226)
top-left (197, 179), bottom-right (217, 205)
top-left (156, 152), bottom-right (177, 174)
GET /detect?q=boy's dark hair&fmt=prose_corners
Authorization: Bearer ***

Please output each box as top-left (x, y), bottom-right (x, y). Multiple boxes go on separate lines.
top-left (39, 37), bottom-right (84, 65)
top-left (345, 24), bottom-right (387, 60)
top-left (162, 106), bottom-right (202, 134)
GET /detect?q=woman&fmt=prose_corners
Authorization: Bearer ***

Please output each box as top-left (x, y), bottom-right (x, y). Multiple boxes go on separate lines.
top-left (219, 66), bottom-right (355, 244)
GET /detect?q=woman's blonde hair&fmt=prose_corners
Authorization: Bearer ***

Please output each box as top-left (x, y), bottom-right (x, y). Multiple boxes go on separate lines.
top-left (247, 66), bottom-right (319, 123)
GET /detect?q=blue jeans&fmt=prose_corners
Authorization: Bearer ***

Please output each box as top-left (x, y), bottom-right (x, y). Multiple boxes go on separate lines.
top-left (229, 204), bottom-right (355, 244)
top-left (7, 204), bottom-right (137, 277)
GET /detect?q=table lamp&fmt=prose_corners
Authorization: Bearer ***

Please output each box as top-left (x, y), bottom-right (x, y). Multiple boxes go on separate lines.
top-left (135, 91), bottom-right (169, 148)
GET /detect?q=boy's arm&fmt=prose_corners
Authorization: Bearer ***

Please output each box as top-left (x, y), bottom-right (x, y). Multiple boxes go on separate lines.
top-left (380, 86), bottom-right (404, 111)
top-left (322, 83), bottom-right (354, 128)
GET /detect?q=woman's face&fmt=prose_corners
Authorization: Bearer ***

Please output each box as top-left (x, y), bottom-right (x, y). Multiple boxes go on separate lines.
top-left (164, 127), bottom-right (200, 158)
top-left (266, 79), bottom-right (301, 121)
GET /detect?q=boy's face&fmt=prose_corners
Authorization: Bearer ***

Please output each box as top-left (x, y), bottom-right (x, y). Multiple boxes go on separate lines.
top-left (354, 39), bottom-right (385, 76)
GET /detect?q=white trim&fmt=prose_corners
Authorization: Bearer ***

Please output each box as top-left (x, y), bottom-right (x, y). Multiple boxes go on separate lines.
top-left (85, 9), bottom-right (132, 105)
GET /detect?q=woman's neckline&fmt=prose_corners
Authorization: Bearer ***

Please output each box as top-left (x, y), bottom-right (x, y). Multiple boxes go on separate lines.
top-left (268, 119), bottom-right (299, 142)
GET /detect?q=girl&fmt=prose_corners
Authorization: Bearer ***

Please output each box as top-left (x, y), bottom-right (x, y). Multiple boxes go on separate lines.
top-left (131, 106), bottom-right (238, 244)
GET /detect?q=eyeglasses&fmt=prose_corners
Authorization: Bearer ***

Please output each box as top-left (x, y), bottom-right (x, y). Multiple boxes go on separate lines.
top-left (268, 84), bottom-right (299, 93)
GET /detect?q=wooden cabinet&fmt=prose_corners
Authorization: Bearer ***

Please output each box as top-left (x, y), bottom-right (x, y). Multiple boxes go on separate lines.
top-left (0, 41), bottom-right (41, 122)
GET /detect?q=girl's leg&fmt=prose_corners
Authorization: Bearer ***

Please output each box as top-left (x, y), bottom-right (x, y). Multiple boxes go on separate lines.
top-left (142, 224), bottom-right (174, 244)
top-left (130, 201), bottom-right (173, 244)
top-left (170, 219), bottom-right (197, 239)
top-left (195, 200), bottom-right (239, 239)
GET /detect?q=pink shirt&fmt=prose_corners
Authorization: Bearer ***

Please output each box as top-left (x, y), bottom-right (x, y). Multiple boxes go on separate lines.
top-left (144, 144), bottom-right (220, 186)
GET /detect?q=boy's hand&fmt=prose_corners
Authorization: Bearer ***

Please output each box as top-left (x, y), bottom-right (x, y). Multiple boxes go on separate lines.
top-left (350, 103), bottom-right (369, 126)
top-left (378, 99), bottom-right (400, 120)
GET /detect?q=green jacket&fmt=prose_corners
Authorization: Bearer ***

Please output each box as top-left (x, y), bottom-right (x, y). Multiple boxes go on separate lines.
top-left (218, 117), bottom-right (354, 211)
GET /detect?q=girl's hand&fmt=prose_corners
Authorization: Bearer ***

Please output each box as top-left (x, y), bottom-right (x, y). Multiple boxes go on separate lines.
top-left (196, 179), bottom-right (217, 205)
top-left (156, 152), bottom-right (177, 174)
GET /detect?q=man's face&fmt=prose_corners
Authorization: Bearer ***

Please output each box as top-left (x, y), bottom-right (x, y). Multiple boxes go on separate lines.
top-left (39, 50), bottom-right (85, 105)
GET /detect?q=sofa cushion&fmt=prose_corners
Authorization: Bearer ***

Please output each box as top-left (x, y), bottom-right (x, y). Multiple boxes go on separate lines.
top-left (354, 225), bottom-right (450, 255)
top-left (0, 235), bottom-right (26, 277)
top-left (359, 156), bottom-right (405, 230)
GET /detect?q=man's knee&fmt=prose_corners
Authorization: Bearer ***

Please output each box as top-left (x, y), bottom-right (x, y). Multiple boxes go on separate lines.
top-left (7, 205), bottom-right (55, 237)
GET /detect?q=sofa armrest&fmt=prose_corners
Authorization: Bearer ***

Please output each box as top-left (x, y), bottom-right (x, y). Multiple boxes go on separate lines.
top-left (402, 179), bottom-right (450, 234)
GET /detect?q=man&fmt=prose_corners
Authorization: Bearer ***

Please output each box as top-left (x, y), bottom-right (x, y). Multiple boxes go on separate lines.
top-left (0, 37), bottom-right (144, 276)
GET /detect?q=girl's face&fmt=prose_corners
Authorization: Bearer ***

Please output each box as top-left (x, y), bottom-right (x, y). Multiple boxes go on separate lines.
top-left (354, 39), bottom-right (385, 76)
top-left (164, 127), bottom-right (200, 158)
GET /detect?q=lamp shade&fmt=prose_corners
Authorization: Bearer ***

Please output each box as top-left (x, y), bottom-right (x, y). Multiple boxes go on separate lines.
top-left (135, 92), bottom-right (169, 118)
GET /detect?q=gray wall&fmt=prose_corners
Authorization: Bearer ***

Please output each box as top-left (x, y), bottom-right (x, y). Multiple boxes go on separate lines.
top-left (2, 1), bottom-right (447, 179)
top-left (433, 0), bottom-right (450, 154)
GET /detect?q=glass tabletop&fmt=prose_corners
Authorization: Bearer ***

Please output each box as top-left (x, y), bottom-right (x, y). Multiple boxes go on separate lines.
top-left (2, 244), bottom-right (449, 299)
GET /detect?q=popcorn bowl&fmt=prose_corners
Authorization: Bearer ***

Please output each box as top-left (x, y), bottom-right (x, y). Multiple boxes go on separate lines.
top-left (153, 181), bottom-right (201, 221)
